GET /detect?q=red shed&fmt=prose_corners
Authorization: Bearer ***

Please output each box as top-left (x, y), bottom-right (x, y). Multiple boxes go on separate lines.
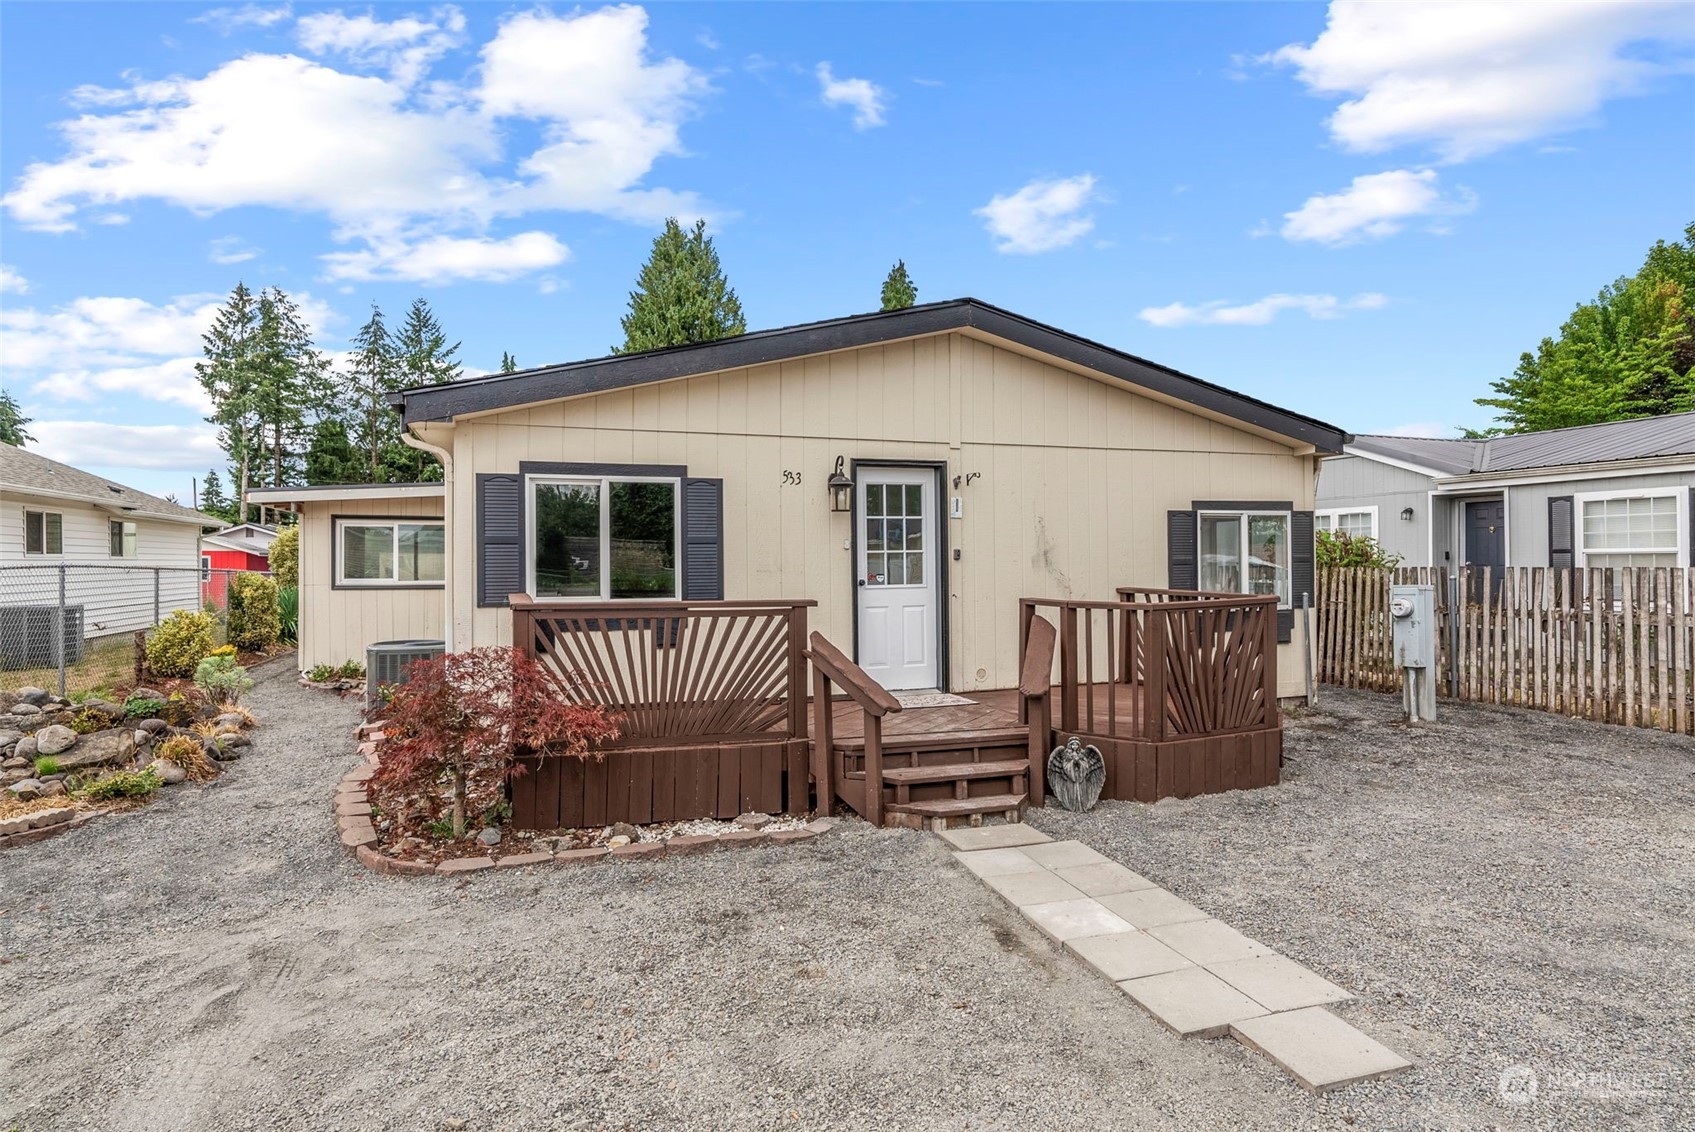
top-left (200, 524), bottom-right (277, 607)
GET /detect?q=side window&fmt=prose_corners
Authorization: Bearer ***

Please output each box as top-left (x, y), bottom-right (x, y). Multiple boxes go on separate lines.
top-left (25, 510), bottom-right (63, 555)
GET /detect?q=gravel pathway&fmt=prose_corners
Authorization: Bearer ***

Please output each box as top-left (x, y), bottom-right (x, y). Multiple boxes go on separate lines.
top-left (2, 670), bottom-right (1688, 1130)
top-left (1031, 688), bottom-right (1695, 1130)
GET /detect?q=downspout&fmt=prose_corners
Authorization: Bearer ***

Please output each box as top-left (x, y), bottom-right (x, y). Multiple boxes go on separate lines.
top-left (401, 424), bottom-right (456, 652)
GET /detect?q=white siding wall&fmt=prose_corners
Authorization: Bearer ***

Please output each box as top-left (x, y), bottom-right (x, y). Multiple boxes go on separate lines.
top-left (443, 331), bottom-right (1318, 697)
top-left (0, 490), bottom-right (204, 638)
top-left (296, 496), bottom-right (446, 671)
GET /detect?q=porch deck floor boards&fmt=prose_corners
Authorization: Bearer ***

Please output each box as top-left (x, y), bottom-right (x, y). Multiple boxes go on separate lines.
top-left (815, 684), bottom-right (1146, 749)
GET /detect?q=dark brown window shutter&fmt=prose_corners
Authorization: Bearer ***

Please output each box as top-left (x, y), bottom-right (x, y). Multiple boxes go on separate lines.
top-left (477, 473), bottom-right (524, 607)
top-left (681, 478), bottom-right (724, 600)
top-left (1167, 510), bottom-right (1198, 591)
top-left (1548, 495), bottom-right (1574, 570)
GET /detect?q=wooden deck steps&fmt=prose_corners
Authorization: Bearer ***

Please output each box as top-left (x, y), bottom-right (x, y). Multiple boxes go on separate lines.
top-left (878, 759), bottom-right (1029, 784)
top-left (885, 792), bottom-right (1027, 829)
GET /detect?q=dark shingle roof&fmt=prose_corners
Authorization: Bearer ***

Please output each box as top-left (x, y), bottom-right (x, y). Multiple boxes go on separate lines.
top-left (0, 443), bottom-right (218, 525)
top-left (1350, 411), bottom-right (1695, 477)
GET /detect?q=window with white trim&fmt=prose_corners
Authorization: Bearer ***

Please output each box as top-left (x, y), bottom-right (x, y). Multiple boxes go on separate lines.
top-left (24, 510), bottom-right (63, 555)
top-left (1198, 510), bottom-right (1292, 607)
top-left (1577, 491), bottom-right (1684, 569)
top-left (201, 553), bottom-right (212, 582)
top-left (109, 519), bottom-right (137, 558)
top-left (1315, 508), bottom-right (1377, 539)
top-left (528, 476), bottom-right (679, 600)
top-left (335, 518), bottom-right (445, 585)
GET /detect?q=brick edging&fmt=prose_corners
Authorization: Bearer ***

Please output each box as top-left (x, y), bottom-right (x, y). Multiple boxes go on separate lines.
top-left (0, 807), bottom-right (104, 850)
top-left (336, 721), bottom-right (841, 878)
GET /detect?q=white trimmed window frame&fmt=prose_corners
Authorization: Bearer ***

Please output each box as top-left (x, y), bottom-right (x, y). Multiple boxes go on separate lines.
top-left (1314, 506), bottom-right (1379, 540)
top-left (24, 509), bottom-right (63, 556)
top-left (1573, 488), bottom-right (1686, 568)
top-left (1197, 509), bottom-right (1294, 609)
top-left (525, 475), bottom-right (682, 602)
top-left (333, 518), bottom-right (446, 587)
top-left (109, 519), bottom-right (137, 558)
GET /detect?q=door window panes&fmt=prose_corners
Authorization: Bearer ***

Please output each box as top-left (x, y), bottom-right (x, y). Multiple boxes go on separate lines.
top-left (864, 481), bottom-right (925, 586)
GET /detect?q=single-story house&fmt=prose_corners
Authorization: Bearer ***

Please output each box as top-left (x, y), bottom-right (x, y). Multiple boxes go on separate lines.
top-left (253, 299), bottom-right (1348, 701)
top-left (1316, 411), bottom-right (1695, 571)
top-left (200, 522), bottom-right (277, 606)
top-left (1, 442), bottom-right (217, 666)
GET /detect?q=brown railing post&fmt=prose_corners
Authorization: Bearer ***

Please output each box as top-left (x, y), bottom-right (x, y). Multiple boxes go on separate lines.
top-left (811, 662), bottom-right (834, 816)
top-left (1144, 607), bottom-right (1168, 742)
top-left (1059, 605), bottom-right (1079, 733)
top-left (1262, 596), bottom-right (1280, 727)
top-left (1019, 615), bottom-right (1057, 809)
top-left (862, 715), bottom-right (884, 826)
top-left (787, 604), bottom-right (808, 740)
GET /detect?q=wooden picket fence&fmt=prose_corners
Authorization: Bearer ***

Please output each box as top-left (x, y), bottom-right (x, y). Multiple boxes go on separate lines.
top-left (1315, 565), bottom-right (1695, 734)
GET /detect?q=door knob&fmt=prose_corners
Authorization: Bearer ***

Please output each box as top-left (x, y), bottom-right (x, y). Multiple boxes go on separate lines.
top-left (858, 579), bottom-right (866, 587)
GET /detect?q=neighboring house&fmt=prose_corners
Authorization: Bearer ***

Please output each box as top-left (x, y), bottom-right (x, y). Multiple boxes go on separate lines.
top-left (251, 299), bottom-right (1349, 697)
top-left (0, 442), bottom-right (217, 665)
top-left (199, 522), bottom-right (277, 606)
top-left (1317, 411), bottom-right (1695, 571)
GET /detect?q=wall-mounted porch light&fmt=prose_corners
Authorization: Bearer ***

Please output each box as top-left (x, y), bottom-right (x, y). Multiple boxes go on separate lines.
top-left (828, 456), bottom-right (854, 513)
top-left (1401, 506), bottom-right (1415, 521)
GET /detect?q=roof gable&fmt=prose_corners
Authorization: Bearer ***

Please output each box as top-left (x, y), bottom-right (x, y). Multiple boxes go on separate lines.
top-left (1348, 411), bottom-right (1695, 478)
top-left (0, 443), bottom-right (216, 526)
top-left (392, 299), bottom-right (1349, 453)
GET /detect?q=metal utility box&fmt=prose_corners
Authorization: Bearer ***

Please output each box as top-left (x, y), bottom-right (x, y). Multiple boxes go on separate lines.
top-left (1389, 584), bottom-right (1437, 722)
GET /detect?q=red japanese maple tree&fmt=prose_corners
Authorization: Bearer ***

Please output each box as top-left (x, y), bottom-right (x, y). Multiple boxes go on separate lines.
top-left (370, 647), bottom-right (619, 839)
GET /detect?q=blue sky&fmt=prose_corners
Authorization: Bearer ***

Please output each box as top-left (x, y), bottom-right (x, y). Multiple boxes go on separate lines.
top-left (2, 1), bottom-right (1692, 498)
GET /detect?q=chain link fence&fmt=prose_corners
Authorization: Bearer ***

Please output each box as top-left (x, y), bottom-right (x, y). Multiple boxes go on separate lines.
top-left (0, 564), bottom-right (275, 697)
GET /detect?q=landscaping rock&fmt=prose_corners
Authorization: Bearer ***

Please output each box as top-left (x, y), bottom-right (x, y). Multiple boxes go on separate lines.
top-left (475, 827), bottom-right (502, 847)
top-left (15, 687), bottom-right (49, 706)
top-left (51, 729), bottom-right (135, 771)
top-left (137, 718), bottom-right (169, 735)
top-left (735, 812), bottom-right (772, 830)
top-left (219, 733), bottom-right (251, 748)
top-left (215, 713), bottom-right (247, 730)
top-left (0, 730), bottom-right (22, 752)
top-left (208, 740), bottom-right (242, 762)
top-left (150, 760), bottom-right (187, 785)
top-left (2, 756), bottom-right (26, 770)
top-left (8, 778), bottom-right (44, 801)
top-left (32, 725), bottom-right (76, 756)
top-left (11, 703), bottom-right (43, 717)
top-left (133, 730), bottom-right (152, 748)
top-left (81, 700), bottom-right (126, 722)
top-left (41, 780), bottom-right (67, 797)
top-left (607, 835), bottom-right (632, 848)
top-left (608, 821), bottom-right (640, 841)
top-left (14, 736), bottom-right (36, 761)
top-left (131, 687), bottom-right (164, 701)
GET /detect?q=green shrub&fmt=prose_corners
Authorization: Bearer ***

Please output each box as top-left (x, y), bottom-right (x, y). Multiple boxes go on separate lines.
top-left (194, 654), bottom-right (254, 705)
top-left (146, 610), bottom-right (217, 678)
top-left (70, 709), bottom-right (107, 734)
top-left (335, 659), bottom-right (365, 680)
top-left (78, 768), bottom-right (162, 801)
top-left (227, 573), bottom-right (281, 652)
top-left (209, 643), bottom-right (237, 658)
top-left (33, 756), bottom-right (59, 777)
top-left (269, 525), bottom-right (299, 588)
top-left (1315, 530), bottom-right (1404, 570)
top-left (123, 694), bottom-right (166, 719)
top-left (277, 585), bottom-right (299, 646)
top-left (307, 663), bottom-right (337, 682)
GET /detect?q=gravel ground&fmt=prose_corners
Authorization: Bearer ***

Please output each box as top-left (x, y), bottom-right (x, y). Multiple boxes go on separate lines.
top-left (1032, 688), bottom-right (1695, 1131)
top-left (2, 671), bottom-right (1688, 1131)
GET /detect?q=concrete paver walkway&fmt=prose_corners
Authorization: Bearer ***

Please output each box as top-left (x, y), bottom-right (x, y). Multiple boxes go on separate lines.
top-left (939, 824), bottom-right (1414, 1094)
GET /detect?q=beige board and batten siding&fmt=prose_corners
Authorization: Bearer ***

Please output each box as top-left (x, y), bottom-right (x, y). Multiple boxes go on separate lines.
top-left (435, 330), bottom-right (1316, 697)
top-left (296, 496), bottom-right (445, 672)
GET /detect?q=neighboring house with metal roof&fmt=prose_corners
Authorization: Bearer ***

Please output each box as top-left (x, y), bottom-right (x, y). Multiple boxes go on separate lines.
top-left (1316, 411), bottom-right (1695, 571)
top-left (1, 442), bottom-right (219, 664)
top-left (253, 299), bottom-right (1348, 696)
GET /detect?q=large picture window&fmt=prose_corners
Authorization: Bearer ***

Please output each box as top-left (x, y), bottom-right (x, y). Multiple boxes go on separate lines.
top-left (530, 477), bottom-right (678, 600)
top-left (1577, 492), bottom-right (1683, 569)
top-left (1199, 510), bottom-right (1291, 607)
top-left (335, 519), bottom-right (445, 586)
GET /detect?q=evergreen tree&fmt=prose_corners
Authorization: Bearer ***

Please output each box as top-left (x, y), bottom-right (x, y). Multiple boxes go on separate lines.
top-left (500, 351), bottom-right (518, 373)
top-left (0, 390), bottom-right (33, 445)
top-left (253, 287), bottom-right (330, 496)
top-left (395, 298), bottom-right (463, 386)
top-left (617, 218), bottom-right (746, 353)
top-left (346, 302), bottom-right (400, 482)
top-left (305, 418), bottom-right (364, 485)
top-left (1476, 222), bottom-right (1695, 432)
top-left (199, 468), bottom-right (236, 523)
top-left (197, 283), bottom-right (265, 523)
top-left (880, 260), bottom-right (918, 311)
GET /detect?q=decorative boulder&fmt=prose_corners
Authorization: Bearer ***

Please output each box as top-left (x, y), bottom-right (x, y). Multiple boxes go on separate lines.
top-left (14, 736), bottom-right (36, 761)
top-left (11, 704), bottom-right (42, 717)
top-left (50, 729), bottom-right (133, 772)
top-left (151, 760), bottom-right (187, 785)
top-left (137, 718), bottom-right (169, 735)
top-left (1046, 736), bottom-right (1106, 813)
top-left (14, 687), bottom-right (50, 706)
top-left (82, 700), bottom-right (127, 722)
top-left (0, 730), bottom-right (22, 752)
top-left (7, 779), bottom-right (43, 801)
top-left (475, 827), bottom-right (502, 847)
top-left (34, 725), bottom-right (78, 756)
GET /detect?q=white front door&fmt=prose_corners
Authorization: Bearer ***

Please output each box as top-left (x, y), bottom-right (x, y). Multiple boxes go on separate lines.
top-left (856, 467), bottom-right (939, 690)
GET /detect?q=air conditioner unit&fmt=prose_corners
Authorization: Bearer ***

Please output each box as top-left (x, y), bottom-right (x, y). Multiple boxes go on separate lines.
top-left (366, 639), bottom-right (446, 701)
top-left (0, 605), bottom-right (85, 670)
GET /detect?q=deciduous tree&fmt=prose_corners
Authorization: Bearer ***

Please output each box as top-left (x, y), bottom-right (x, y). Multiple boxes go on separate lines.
top-left (0, 391), bottom-right (33, 445)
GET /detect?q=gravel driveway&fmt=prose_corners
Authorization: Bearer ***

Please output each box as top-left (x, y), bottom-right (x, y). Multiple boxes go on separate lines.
top-left (2, 668), bottom-right (1689, 1131)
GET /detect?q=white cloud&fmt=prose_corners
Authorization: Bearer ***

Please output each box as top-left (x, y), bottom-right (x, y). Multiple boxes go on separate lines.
top-left (191, 4), bottom-right (292, 34)
top-left (296, 6), bottom-right (466, 86)
top-left (320, 230), bottom-right (569, 283)
top-left (1280, 168), bottom-right (1475, 245)
top-left (26, 421), bottom-right (223, 472)
top-left (4, 5), bottom-right (706, 283)
top-left (1267, 1), bottom-right (1695, 161)
top-left (974, 174), bottom-right (1100, 255)
top-left (208, 236), bottom-right (260, 264)
top-left (0, 265), bottom-right (27, 294)
top-left (1139, 292), bottom-right (1387, 328)
top-left (816, 63), bottom-right (887, 129)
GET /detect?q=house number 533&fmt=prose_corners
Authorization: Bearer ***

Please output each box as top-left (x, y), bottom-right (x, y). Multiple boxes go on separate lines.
top-left (781, 470), bottom-right (803, 485)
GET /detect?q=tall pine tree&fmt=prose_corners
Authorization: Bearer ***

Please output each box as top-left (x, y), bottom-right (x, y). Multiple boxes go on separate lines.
top-left (253, 287), bottom-right (330, 497)
top-left (197, 283), bottom-right (265, 523)
top-left (346, 302), bottom-right (400, 482)
top-left (199, 468), bottom-right (236, 523)
top-left (617, 218), bottom-right (746, 353)
top-left (305, 418), bottom-right (364, 485)
top-left (880, 260), bottom-right (918, 311)
top-left (500, 351), bottom-right (518, 373)
top-left (381, 298), bottom-right (461, 481)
